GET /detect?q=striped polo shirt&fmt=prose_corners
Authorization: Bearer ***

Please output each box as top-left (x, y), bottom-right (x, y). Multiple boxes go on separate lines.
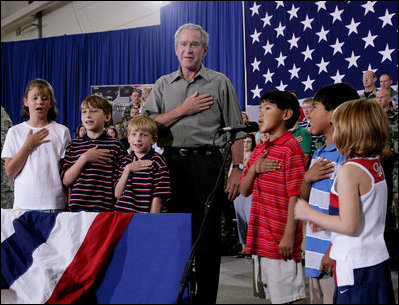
top-left (61, 131), bottom-right (126, 211)
top-left (305, 143), bottom-right (345, 278)
top-left (242, 131), bottom-right (306, 262)
top-left (114, 149), bottom-right (171, 213)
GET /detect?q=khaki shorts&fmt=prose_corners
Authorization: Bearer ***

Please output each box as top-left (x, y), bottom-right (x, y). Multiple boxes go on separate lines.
top-left (253, 255), bottom-right (307, 303)
top-left (309, 275), bottom-right (335, 304)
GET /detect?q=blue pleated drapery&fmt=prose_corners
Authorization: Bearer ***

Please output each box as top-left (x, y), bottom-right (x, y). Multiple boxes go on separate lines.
top-left (1, 1), bottom-right (244, 136)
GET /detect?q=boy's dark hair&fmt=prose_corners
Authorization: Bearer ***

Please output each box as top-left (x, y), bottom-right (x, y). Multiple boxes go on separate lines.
top-left (259, 90), bottom-right (300, 130)
top-left (313, 83), bottom-right (359, 111)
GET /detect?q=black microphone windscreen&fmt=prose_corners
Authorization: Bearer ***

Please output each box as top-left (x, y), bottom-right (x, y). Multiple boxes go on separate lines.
top-left (246, 121), bottom-right (259, 132)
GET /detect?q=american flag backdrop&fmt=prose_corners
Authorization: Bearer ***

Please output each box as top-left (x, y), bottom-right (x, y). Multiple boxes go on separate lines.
top-left (244, 1), bottom-right (398, 105)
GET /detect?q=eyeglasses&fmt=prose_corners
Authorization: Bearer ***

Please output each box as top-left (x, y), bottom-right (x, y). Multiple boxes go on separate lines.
top-left (363, 75), bottom-right (374, 80)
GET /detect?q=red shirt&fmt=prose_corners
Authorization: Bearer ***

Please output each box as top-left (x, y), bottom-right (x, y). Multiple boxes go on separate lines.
top-left (241, 131), bottom-right (305, 262)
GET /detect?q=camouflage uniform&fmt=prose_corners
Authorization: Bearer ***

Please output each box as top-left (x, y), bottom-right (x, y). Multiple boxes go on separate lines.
top-left (119, 106), bottom-right (141, 139)
top-left (360, 88), bottom-right (378, 100)
top-left (387, 106), bottom-right (398, 224)
top-left (1, 107), bottom-right (14, 209)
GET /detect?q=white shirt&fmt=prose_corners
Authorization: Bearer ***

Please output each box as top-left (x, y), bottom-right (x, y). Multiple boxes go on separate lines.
top-left (1, 122), bottom-right (71, 210)
top-left (329, 158), bottom-right (389, 286)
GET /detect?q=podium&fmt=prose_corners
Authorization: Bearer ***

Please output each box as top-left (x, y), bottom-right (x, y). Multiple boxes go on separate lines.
top-left (95, 213), bottom-right (191, 304)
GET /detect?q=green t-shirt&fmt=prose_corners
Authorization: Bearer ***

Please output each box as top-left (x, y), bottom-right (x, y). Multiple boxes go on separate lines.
top-left (291, 125), bottom-right (312, 154)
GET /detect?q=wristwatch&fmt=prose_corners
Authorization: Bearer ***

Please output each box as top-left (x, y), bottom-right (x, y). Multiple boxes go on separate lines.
top-left (232, 163), bottom-right (244, 170)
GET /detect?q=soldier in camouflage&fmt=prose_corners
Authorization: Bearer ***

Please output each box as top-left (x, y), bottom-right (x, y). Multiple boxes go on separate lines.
top-left (387, 99), bottom-right (398, 225)
top-left (376, 89), bottom-right (398, 225)
top-left (1, 106), bottom-right (14, 209)
top-left (376, 89), bottom-right (398, 271)
top-left (119, 105), bottom-right (141, 139)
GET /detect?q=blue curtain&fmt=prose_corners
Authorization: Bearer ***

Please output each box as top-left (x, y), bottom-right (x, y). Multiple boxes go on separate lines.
top-left (1, 1), bottom-right (244, 136)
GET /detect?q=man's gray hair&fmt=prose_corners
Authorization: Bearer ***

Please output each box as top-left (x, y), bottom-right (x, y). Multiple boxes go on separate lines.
top-left (174, 23), bottom-right (209, 48)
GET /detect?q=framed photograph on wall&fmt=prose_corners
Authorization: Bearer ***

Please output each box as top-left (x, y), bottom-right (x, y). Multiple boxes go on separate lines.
top-left (90, 84), bottom-right (153, 124)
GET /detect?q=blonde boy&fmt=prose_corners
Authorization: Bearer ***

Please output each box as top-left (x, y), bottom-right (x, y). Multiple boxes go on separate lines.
top-left (114, 115), bottom-right (171, 213)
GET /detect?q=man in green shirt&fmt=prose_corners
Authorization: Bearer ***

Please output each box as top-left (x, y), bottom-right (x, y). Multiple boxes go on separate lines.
top-left (291, 121), bottom-right (312, 167)
top-left (142, 23), bottom-right (244, 303)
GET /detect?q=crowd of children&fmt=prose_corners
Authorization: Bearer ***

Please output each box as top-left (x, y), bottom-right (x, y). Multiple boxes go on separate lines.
top-left (1, 78), bottom-right (397, 304)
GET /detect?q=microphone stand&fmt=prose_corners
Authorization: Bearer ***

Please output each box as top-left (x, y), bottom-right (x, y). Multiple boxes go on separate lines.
top-left (175, 131), bottom-right (237, 304)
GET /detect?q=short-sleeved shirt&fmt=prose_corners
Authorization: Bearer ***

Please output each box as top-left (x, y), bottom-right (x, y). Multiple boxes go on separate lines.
top-left (2, 122), bottom-right (71, 210)
top-left (141, 65), bottom-right (244, 148)
top-left (115, 149), bottom-right (171, 213)
top-left (360, 88), bottom-right (377, 100)
top-left (242, 131), bottom-right (306, 262)
top-left (60, 131), bottom-right (125, 211)
top-left (291, 124), bottom-right (312, 154)
top-left (305, 143), bottom-right (345, 278)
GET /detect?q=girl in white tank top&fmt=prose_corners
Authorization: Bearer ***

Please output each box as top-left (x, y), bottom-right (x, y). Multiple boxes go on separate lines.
top-left (294, 99), bottom-right (395, 304)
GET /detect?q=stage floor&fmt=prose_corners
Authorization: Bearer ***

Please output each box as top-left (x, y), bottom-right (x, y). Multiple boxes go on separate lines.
top-left (217, 255), bottom-right (399, 304)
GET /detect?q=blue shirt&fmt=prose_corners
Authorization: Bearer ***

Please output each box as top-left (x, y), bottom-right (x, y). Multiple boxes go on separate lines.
top-left (305, 143), bottom-right (345, 278)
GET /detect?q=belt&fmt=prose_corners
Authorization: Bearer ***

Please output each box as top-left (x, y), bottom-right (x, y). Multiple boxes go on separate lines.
top-left (167, 147), bottom-right (216, 157)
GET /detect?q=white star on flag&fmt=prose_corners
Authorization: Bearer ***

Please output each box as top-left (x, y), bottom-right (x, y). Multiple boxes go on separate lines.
top-left (287, 4), bottom-right (300, 20)
top-left (378, 44), bottom-right (395, 63)
top-left (330, 70), bottom-right (345, 83)
top-left (315, 1), bottom-right (327, 12)
top-left (345, 51), bottom-right (361, 69)
top-left (330, 38), bottom-right (344, 55)
top-left (362, 31), bottom-right (377, 48)
top-left (251, 57), bottom-right (261, 72)
top-left (275, 1), bottom-right (284, 9)
top-left (261, 12), bottom-right (273, 27)
top-left (301, 45), bottom-right (314, 62)
top-left (302, 75), bottom-right (315, 91)
top-left (330, 6), bottom-right (344, 23)
top-left (250, 29), bottom-right (261, 44)
top-left (250, 2), bottom-right (261, 16)
top-left (301, 15), bottom-right (314, 31)
top-left (276, 80), bottom-right (288, 91)
top-left (361, 1), bottom-right (376, 16)
top-left (345, 18), bottom-right (361, 35)
top-left (263, 69), bottom-right (274, 84)
top-left (316, 58), bottom-right (329, 74)
top-left (287, 34), bottom-right (300, 49)
top-left (275, 52), bottom-right (287, 67)
top-left (274, 22), bottom-right (286, 37)
top-left (262, 40), bottom-right (274, 55)
top-left (288, 63), bottom-right (301, 79)
top-left (363, 64), bottom-right (378, 74)
top-left (251, 84), bottom-right (262, 99)
top-left (244, 1), bottom-right (397, 103)
top-left (379, 9), bottom-right (395, 28)
top-left (315, 26), bottom-right (329, 42)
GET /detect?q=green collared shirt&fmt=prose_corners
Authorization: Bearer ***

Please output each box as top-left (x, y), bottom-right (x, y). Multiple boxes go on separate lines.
top-left (142, 65), bottom-right (243, 148)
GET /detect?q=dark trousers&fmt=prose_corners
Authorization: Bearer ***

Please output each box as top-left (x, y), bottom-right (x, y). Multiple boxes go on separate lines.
top-left (164, 149), bottom-right (224, 304)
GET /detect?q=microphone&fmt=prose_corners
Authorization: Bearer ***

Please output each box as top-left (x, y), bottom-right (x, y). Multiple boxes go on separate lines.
top-left (217, 121), bottom-right (259, 134)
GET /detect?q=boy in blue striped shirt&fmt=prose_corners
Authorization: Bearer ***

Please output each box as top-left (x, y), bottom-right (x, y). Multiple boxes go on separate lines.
top-left (299, 83), bottom-right (359, 303)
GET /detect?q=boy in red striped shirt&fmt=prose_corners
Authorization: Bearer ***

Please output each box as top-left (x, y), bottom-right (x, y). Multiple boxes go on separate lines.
top-left (240, 90), bottom-right (307, 304)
